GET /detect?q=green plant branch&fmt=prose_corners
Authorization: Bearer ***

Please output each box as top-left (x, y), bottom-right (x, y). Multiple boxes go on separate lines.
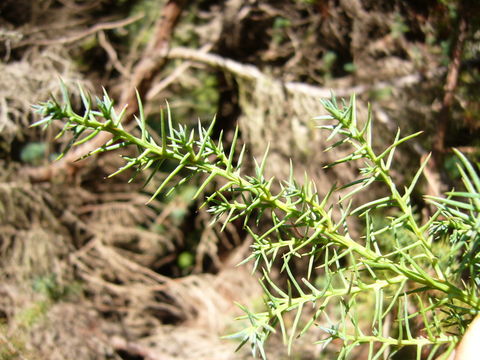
top-left (33, 84), bottom-right (480, 359)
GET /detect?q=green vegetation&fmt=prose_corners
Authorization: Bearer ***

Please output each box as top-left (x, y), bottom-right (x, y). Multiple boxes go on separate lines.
top-left (34, 84), bottom-right (480, 359)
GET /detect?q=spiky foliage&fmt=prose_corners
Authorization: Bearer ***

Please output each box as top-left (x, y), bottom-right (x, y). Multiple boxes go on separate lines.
top-left (34, 84), bottom-right (480, 359)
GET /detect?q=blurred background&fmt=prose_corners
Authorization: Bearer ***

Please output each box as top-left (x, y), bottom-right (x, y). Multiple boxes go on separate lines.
top-left (0, 0), bottom-right (479, 358)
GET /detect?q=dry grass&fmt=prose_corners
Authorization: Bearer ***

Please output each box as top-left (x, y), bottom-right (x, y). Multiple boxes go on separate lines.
top-left (0, 157), bottom-right (268, 359)
top-left (0, 1), bottom-right (460, 358)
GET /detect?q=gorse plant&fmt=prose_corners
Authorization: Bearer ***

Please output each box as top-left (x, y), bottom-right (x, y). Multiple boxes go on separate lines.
top-left (33, 84), bottom-right (480, 359)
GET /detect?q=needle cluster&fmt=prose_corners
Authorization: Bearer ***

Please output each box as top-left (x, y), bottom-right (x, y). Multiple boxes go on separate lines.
top-left (34, 84), bottom-right (480, 359)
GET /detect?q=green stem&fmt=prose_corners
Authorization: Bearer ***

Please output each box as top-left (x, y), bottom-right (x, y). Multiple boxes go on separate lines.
top-left (45, 100), bottom-right (478, 309)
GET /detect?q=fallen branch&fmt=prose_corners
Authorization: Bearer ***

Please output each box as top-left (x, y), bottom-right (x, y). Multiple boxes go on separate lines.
top-left (146, 44), bottom-right (213, 100)
top-left (432, 7), bottom-right (468, 158)
top-left (98, 30), bottom-right (129, 77)
top-left (16, 14), bottom-right (144, 47)
top-left (428, 4), bottom-right (468, 197)
top-left (28, 33), bottom-right (455, 183)
top-left (166, 47), bottom-right (448, 98)
top-left (27, 0), bottom-right (187, 182)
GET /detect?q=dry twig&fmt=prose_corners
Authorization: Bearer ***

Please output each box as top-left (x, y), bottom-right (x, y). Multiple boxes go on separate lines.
top-left (27, 0), bottom-right (188, 182)
top-left (15, 14), bottom-right (143, 47)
